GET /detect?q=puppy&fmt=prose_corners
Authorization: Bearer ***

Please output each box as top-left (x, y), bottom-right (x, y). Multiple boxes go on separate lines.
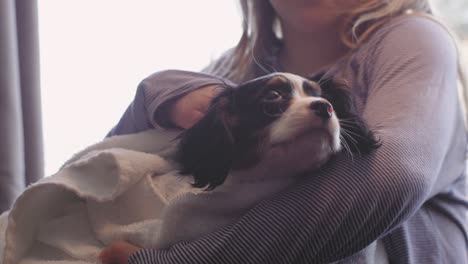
top-left (155, 72), bottom-right (379, 248)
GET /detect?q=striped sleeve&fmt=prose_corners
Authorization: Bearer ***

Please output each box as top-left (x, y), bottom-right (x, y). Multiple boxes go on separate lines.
top-left (128, 17), bottom-right (466, 263)
top-left (106, 70), bottom-right (234, 136)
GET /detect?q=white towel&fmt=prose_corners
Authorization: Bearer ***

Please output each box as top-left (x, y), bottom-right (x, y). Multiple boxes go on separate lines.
top-left (0, 130), bottom-right (195, 264)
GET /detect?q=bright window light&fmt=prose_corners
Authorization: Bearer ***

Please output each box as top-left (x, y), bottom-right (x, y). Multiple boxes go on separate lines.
top-left (38, 1), bottom-right (242, 175)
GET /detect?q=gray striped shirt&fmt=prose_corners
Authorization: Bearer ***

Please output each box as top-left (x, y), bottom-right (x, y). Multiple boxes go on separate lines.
top-left (108, 15), bottom-right (468, 263)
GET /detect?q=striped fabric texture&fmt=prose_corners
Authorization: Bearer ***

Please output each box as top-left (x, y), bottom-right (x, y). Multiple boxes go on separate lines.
top-left (108, 15), bottom-right (468, 264)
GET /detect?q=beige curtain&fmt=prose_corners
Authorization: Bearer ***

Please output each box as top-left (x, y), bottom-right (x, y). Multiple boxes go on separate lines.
top-left (0, 0), bottom-right (43, 213)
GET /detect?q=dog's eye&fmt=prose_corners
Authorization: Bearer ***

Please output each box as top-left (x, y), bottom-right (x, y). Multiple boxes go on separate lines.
top-left (263, 90), bottom-right (282, 102)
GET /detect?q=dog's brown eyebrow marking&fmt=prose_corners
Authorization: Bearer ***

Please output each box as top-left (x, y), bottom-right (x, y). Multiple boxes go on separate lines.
top-left (266, 75), bottom-right (289, 86)
top-left (265, 76), bottom-right (293, 93)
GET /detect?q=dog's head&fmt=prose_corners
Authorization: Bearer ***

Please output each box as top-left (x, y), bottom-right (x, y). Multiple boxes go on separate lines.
top-left (176, 73), bottom-right (379, 190)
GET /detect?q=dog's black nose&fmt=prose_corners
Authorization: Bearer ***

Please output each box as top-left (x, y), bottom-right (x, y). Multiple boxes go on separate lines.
top-left (310, 101), bottom-right (333, 119)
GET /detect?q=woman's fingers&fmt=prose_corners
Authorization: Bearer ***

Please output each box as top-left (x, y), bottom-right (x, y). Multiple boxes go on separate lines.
top-left (169, 85), bottom-right (219, 129)
top-left (100, 241), bottom-right (141, 264)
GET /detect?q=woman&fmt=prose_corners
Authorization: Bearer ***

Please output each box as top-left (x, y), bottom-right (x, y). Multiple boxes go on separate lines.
top-left (101, 0), bottom-right (468, 263)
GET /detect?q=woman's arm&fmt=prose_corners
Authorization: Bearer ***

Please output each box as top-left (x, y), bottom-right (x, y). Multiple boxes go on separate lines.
top-left (128, 16), bottom-right (466, 263)
top-left (106, 70), bottom-right (233, 136)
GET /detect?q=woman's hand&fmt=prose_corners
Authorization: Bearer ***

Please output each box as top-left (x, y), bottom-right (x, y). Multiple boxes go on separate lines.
top-left (100, 241), bottom-right (141, 264)
top-left (169, 84), bottom-right (220, 129)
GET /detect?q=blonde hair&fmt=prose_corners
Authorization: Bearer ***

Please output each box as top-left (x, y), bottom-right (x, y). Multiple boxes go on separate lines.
top-left (205, 0), bottom-right (431, 81)
top-left (204, 0), bottom-right (468, 126)
top-left (341, 0), bottom-right (430, 47)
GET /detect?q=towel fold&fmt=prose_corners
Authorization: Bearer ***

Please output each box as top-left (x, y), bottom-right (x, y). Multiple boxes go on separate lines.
top-left (0, 130), bottom-right (194, 264)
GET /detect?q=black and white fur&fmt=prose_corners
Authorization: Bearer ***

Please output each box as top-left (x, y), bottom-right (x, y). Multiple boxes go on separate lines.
top-left (156, 72), bottom-right (379, 248)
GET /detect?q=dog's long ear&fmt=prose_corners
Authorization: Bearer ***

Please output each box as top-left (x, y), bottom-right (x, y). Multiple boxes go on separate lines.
top-left (310, 74), bottom-right (380, 154)
top-left (176, 90), bottom-right (236, 191)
